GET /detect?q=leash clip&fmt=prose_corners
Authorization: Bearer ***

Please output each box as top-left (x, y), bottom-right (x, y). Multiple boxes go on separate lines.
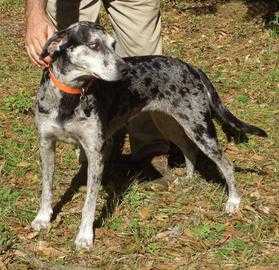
top-left (80, 87), bottom-right (86, 100)
top-left (80, 87), bottom-right (89, 111)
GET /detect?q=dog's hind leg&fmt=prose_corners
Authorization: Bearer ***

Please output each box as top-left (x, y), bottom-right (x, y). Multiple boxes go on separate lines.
top-left (151, 112), bottom-right (198, 178)
top-left (173, 114), bottom-right (241, 214)
top-left (32, 137), bottom-right (56, 230)
top-left (74, 128), bottom-right (105, 250)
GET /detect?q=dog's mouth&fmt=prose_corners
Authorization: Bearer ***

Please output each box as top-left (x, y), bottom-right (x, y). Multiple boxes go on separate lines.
top-left (76, 73), bottom-right (100, 81)
top-left (90, 73), bottom-right (101, 80)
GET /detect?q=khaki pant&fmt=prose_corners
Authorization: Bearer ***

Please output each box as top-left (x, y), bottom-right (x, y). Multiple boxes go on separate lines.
top-left (46, 0), bottom-right (167, 154)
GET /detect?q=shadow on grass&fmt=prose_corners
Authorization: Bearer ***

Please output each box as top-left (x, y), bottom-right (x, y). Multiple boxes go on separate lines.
top-left (172, 0), bottom-right (279, 31)
top-left (51, 129), bottom-right (163, 224)
top-left (51, 145), bottom-right (266, 229)
top-left (50, 154), bottom-right (163, 224)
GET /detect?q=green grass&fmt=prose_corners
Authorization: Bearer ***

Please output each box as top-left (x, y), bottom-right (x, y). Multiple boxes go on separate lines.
top-left (192, 223), bottom-right (225, 241)
top-left (0, 0), bottom-right (22, 11)
top-left (216, 239), bottom-right (250, 259)
top-left (123, 183), bottom-right (146, 210)
top-left (106, 216), bottom-right (124, 231)
top-left (0, 120), bottom-right (36, 175)
top-left (0, 187), bottom-right (21, 220)
top-left (2, 92), bottom-right (33, 114)
top-left (0, 1), bottom-right (278, 269)
top-left (0, 224), bottom-right (17, 255)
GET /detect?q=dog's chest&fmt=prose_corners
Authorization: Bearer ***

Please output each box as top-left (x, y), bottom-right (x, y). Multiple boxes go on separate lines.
top-left (37, 112), bottom-right (83, 144)
top-left (52, 127), bottom-right (78, 144)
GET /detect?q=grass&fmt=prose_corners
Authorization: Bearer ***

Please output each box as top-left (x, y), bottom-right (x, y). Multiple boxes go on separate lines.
top-left (0, 0), bottom-right (279, 269)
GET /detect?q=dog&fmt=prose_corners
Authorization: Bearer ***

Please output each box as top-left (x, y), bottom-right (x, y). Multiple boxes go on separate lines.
top-left (32, 21), bottom-right (267, 249)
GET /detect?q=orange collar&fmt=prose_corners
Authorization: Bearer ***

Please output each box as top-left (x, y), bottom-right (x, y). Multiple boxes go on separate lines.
top-left (48, 68), bottom-right (82, 95)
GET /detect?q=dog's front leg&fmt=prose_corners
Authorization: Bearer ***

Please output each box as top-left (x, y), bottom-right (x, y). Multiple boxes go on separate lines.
top-left (32, 137), bottom-right (56, 230)
top-left (74, 134), bottom-right (104, 250)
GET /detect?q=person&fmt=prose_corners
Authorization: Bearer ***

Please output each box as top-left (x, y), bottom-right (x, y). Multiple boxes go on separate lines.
top-left (24, 0), bottom-right (170, 162)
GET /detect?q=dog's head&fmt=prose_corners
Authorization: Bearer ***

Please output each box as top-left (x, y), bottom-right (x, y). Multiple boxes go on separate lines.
top-left (41, 21), bottom-right (128, 81)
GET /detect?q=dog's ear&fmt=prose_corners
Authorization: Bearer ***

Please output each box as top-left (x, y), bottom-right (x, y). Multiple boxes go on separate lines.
top-left (40, 29), bottom-right (70, 59)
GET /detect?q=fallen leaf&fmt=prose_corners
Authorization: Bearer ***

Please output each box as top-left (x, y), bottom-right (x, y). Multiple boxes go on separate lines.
top-left (248, 266), bottom-right (278, 270)
top-left (154, 214), bottom-right (169, 222)
top-left (155, 226), bottom-right (182, 239)
top-left (25, 231), bottom-right (39, 240)
top-left (250, 190), bottom-right (261, 199)
top-left (225, 144), bottom-right (239, 155)
top-left (251, 154), bottom-right (265, 161)
top-left (155, 231), bottom-right (170, 239)
top-left (17, 161), bottom-right (30, 167)
top-left (13, 250), bottom-right (26, 257)
top-left (139, 207), bottom-right (151, 220)
top-left (258, 205), bottom-right (270, 214)
top-left (31, 241), bottom-right (65, 258)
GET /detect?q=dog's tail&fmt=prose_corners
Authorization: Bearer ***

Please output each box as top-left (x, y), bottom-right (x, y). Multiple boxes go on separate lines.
top-left (197, 68), bottom-right (267, 142)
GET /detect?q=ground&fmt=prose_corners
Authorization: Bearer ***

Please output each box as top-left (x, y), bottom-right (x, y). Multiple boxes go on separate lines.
top-left (0, 0), bottom-right (278, 269)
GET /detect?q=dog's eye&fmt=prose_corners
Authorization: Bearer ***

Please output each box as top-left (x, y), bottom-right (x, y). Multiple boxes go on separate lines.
top-left (88, 42), bottom-right (100, 50)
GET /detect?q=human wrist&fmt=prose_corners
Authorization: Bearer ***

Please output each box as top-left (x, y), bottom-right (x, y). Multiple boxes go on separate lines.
top-left (25, 0), bottom-right (47, 19)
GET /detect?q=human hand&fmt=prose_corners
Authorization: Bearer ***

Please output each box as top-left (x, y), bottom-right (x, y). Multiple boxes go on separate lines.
top-left (25, 13), bottom-right (56, 68)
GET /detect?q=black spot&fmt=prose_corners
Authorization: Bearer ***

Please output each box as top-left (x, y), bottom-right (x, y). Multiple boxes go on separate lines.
top-left (144, 77), bottom-right (152, 87)
top-left (139, 65), bottom-right (146, 75)
top-left (103, 59), bottom-right (108, 67)
top-left (150, 86), bottom-right (159, 96)
top-left (182, 72), bottom-right (188, 84)
top-left (197, 83), bottom-right (204, 91)
top-left (162, 72), bottom-right (170, 83)
top-left (165, 90), bottom-right (171, 96)
top-left (171, 98), bottom-right (181, 107)
top-left (131, 69), bottom-right (139, 79)
top-left (192, 91), bottom-right (199, 96)
top-left (195, 124), bottom-right (205, 137)
top-left (194, 134), bottom-right (206, 145)
top-left (158, 92), bottom-right (165, 99)
top-left (57, 93), bottom-right (80, 122)
top-left (177, 112), bottom-right (189, 120)
top-left (179, 89), bottom-right (186, 97)
top-left (83, 107), bottom-right (92, 117)
top-left (152, 61), bottom-right (161, 69)
top-left (37, 102), bottom-right (49, 114)
top-left (169, 84), bottom-right (176, 92)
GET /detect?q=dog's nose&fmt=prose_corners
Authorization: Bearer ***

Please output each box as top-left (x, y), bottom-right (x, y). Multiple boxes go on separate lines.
top-left (118, 62), bottom-right (129, 76)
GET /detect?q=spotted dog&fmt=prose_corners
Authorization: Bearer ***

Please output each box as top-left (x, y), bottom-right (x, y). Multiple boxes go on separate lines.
top-left (32, 21), bottom-right (267, 249)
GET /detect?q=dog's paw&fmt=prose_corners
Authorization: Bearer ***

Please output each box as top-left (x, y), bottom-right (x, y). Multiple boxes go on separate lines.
top-left (225, 196), bottom-right (241, 215)
top-left (31, 217), bottom-right (50, 231)
top-left (75, 232), bottom-right (93, 250)
top-left (31, 210), bottom-right (52, 231)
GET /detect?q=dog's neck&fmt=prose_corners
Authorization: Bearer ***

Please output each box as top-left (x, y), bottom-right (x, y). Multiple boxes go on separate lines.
top-left (43, 55), bottom-right (97, 121)
top-left (50, 54), bottom-right (92, 90)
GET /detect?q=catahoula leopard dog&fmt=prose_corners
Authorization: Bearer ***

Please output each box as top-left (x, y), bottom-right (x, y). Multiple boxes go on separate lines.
top-left (32, 21), bottom-right (267, 249)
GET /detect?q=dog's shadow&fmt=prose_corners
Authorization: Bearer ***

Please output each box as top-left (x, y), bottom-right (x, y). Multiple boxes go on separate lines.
top-left (51, 154), bottom-right (162, 224)
top-left (51, 144), bottom-right (266, 226)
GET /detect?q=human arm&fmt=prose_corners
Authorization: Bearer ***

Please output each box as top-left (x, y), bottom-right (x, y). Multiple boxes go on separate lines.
top-left (25, 0), bottom-right (56, 67)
